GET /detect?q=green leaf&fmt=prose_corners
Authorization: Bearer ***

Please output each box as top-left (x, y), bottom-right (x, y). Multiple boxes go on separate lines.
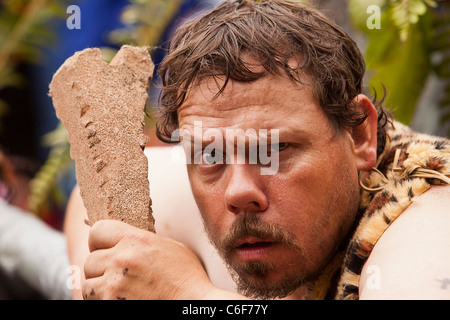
top-left (365, 9), bottom-right (434, 124)
top-left (389, 0), bottom-right (436, 41)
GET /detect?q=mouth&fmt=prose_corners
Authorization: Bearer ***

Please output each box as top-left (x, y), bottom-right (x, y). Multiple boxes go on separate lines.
top-left (234, 237), bottom-right (276, 260)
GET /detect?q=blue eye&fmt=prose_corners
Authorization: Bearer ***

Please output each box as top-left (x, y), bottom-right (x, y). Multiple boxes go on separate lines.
top-left (271, 143), bottom-right (289, 152)
top-left (193, 149), bottom-right (225, 165)
top-left (203, 150), bottom-right (218, 165)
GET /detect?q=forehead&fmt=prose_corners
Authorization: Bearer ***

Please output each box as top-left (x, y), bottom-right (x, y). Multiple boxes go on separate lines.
top-left (177, 73), bottom-right (329, 136)
top-left (182, 76), bottom-right (287, 112)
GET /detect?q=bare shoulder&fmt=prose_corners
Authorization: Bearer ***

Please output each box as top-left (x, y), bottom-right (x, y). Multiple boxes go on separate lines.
top-left (145, 146), bottom-right (203, 243)
top-left (359, 184), bottom-right (450, 299)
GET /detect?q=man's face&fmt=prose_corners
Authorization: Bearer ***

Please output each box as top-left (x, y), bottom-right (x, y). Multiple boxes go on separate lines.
top-left (178, 73), bottom-right (361, 299)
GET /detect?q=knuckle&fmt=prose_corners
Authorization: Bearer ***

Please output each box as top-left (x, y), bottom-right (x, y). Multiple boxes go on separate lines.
top-left (89, 219), bottom-right (108, 233)
top-left (103, 275), bottom-right (128, 300)
top-left (121, 228), bottom-right (149, 245)
top-left (111, 251), bottom-right (130, 268)
top-left (82, 282), bottom-right (93, 300)
top-left (110, 249), bottom-right (140, 272)
top-left (105, 279), bottom-right (119, 294)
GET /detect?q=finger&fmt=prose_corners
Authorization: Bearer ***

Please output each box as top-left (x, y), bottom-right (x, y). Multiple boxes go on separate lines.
top-left (88, 219), bottom-right (135, 252)
top-left (84, 249), bottom-right (109, 279)
top-left (82, 277), bottom-right (103, 300)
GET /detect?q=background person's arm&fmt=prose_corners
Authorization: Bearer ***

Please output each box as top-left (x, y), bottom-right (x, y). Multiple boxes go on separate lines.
top-left (63, 185), bottom-right (90, 299)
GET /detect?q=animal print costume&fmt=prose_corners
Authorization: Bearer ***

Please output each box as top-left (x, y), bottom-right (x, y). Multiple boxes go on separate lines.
top-left (305, 121), bottom-right (450, 300)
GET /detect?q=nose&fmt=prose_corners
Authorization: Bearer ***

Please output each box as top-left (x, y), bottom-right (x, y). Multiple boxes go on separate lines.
top-left (224, 164), bottom-right (268, 214)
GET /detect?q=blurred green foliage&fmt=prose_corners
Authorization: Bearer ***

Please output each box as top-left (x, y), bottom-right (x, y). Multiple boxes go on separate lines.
top-left (27, 121), bottom-right (71, 216)
top-left (0, 0), bottom-right (71, 218)
top-left (0, 0), bottom-right (67, 123)
top-left (349, 0), bottom-right (450, 132)
top-left (109, 0), bottom-right (184, 47)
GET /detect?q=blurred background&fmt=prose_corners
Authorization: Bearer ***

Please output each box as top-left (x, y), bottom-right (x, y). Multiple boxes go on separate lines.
top-left (0, 0), bottom-right (449, 299)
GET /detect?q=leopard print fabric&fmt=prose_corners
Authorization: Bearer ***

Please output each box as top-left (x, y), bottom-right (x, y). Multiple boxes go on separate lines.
top-left (306, 121), bottom-right (450, 300)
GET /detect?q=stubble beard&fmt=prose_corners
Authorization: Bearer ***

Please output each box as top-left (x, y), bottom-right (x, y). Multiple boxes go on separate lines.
top-left (202, 176), bottom-right (360, 299)
top-left (205, 213), bottom-right (317, 299)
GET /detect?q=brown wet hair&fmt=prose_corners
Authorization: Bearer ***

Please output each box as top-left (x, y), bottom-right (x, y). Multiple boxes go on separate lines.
top-left (157, 0), bottom-right (391, 156)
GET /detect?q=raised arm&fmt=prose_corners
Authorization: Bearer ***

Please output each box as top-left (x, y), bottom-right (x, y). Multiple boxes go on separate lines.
top-left (63, 146), bottom-right (236, 299)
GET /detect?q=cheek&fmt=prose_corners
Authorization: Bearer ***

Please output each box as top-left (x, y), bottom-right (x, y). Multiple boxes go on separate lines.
top-left (270, 150), bottom-right (360, 251)
top-left (187, 169), bottom-right (229, 235)
top-left (266, 176), bottom-right (326, 239)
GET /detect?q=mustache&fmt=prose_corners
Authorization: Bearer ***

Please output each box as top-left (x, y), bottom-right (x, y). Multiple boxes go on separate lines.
top-left (218, 213), bottom-right (301, 253)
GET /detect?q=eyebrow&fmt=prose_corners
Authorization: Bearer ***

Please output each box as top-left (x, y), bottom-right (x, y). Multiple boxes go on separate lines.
top-left (180, 129), bottom-right (283, 146)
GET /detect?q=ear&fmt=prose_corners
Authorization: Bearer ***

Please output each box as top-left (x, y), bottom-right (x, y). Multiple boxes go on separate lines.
top-left (349, 94), bottom-right (378, 171)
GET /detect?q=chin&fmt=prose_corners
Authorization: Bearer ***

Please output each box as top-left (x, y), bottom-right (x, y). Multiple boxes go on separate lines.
top-left (227, 253), bottom-right (314, 300)
top-left (231, 264), bottom-right (310, 300)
